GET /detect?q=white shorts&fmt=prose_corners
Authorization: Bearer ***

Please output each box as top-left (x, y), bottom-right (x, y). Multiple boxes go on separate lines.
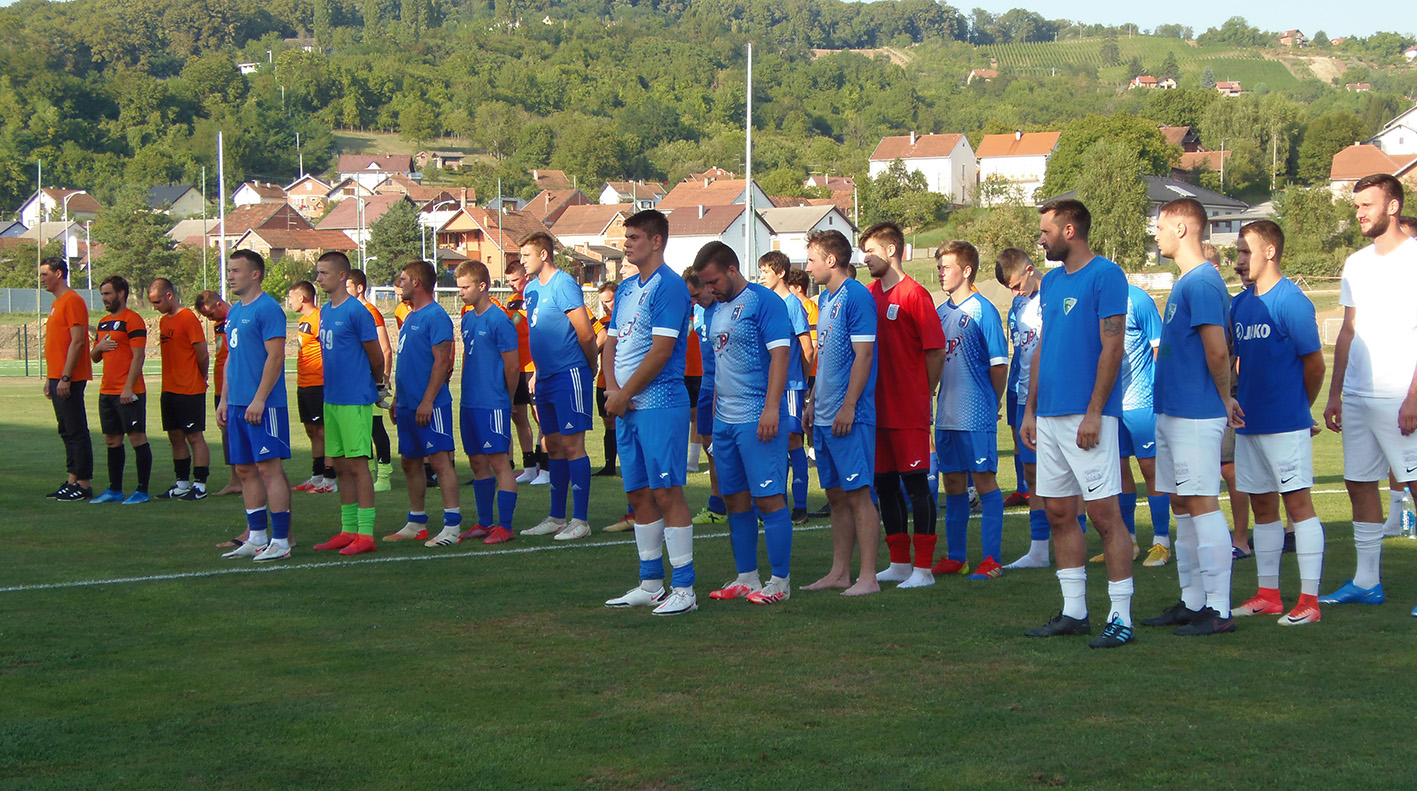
top-left (1234, 430), bottom-right (1314, 494)
top-left (1035, 414), bottom-right (1121, 500)
top-left (1155, 414), bottom-right (1226, 496)
top-left (1341, 394), bottom-right (1417, 483)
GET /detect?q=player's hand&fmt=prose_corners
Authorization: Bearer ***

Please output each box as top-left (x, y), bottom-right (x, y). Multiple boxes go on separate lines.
top-left (389, 397), bottom-right (397, 420)
top-left (1076, 412), bottom-right (1100, 451)
top-left (1324, 395), bottom-right (1343, 432)
top-left (803, 399), bottom-right (815, 432)
top-left (604, 389), bottom-right (630, 417)
top-left (1399, 394), bottom-right (1417, 436)
top-left (56, 379), bottom-right (71, 398)
top-left (1224, 397), bottom-right (1245, 430)
top-left (1020, 411), bottom-right (1037, 451)
top-left (832, 409), bottom-right (855, 438)
top-left (216, 399), bottom-right (228, 428)
top-left (42, 379), bottom-right (50, 399)
top-left (375, 381), bottom-right (392, 410)
top-left (94, 335), bottom-right (117, 353)
top-left (416, 399), bottom-right (433, 427)
top-left (120, 387), bottom-right (134, 405)
top-left (245, 397), bottom-right (265, 425)
top-left (1310, 422), bottom-right (1322, 437)
top-left (758, 408), bottom-right (780, 443)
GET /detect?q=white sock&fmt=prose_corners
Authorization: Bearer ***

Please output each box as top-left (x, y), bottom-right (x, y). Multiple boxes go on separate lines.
top-left (1153, 535), bottom-right (1172, 549)
top-left (249, 528), bottom-right (268, 545)
top-left (1057, 566), bottom-right (1087, 620)
top-left (878, 561), bottom-right (914, 582)
top-left (1107, 577), bottom-right (1134, 627)
top-left (688, 442), bottom-right (702, 466)
top-left (1028, 538), bottom-right (1050, 563)
top-left (270, 536), bottom-right (290, 549)
top-left (1193, 510), bottom-right (1234, 618)
top-left (1254, 521), bottom-right (1284, 590)
top-left (1386, 489), bottom-right (1404, 528)
top-left (898, 567), bottom-right (936, 588)
top-left (1352, 521), bottom-right (1384, 589)
top-left (1294, 517), bottom-right (1325, 596)
top-left (634, 519), bottom-right (666, 591)
top-left (664, 524), bottom-right (694, 573)
top-left (1173, 514), bottom-right (1204, 610)
top-left (736, 571), bottom-right (761, 586)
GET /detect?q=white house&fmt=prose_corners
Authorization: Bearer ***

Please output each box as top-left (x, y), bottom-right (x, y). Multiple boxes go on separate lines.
top-left (662, 205), bottom-right (773, 279)
top-left (657, 177), bottom-right (773, 213)
top-left (758, 205), bottom-right (857, 265)
top-left (975, 130), bottom-right (1062, 205)
top-left (598, 181), bottom-right (666, 210)
top-left (18, 188), bottom-right (102, 228)
top-left (337, 155), bottom-right (418, 191)
top-left (868, 132), bottom-right (977, 204)
top-left (550, 205), bottom-right (629, 250)
top-left (231, 181), bottom-right (286, 208)
top-left (1328, 143), bottom-right (1417, 198)
top-left (1371, 104), bottom-right (1417, 157)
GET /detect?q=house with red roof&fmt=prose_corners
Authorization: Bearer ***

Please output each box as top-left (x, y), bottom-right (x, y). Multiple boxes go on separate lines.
top-left (975, 130), bottom-right (1062, 205)
top-left (868, 132), bottom-right (976, 204)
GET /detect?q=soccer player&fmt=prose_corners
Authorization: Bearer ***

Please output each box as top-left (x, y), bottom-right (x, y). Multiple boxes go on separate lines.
top-left (517, 232), bottom-right (598, 540)
top-left (593, 281), bottom-right (619, 478)
top-left (149, 278), bottom-right (212, 500)
top-left (89, 275), bottom-right (153, 505)
top-left (930, 241), bottom-right (1009, 580)
top-left (602, 211), bottom-right (700, 614)
top-left (41, 257), bottom-right (94, 500)
top-left (346, 269), bottom-right (397, 492)
top-left (684, 283), bottom-right (706, 474)
top-left (1139, 198), bottom-right (1241, 636)
top-left (287, 281), bottom-right (334, 495)
top-left (1019, 199), bottom-right (1136, 648)
top-left (1205, 242), bottom-right (1251, 557)
top-left (861, 222), bottom-right (946, 588)
top-left (504, 262), bottom-right (545, 484)
top-left (195, 291), bottom-right (241, 497)
top-left (217, 250), bottom-right (294, 561)
top-left (386, 259), bottom-right (463, 546)
top-left (1379, 215), bottom-right (1417, 536)
top-left (687, 270), bottom-right (728, 528)
top-left (1226, 221), bottom-right (1328, 625)
top-left (455, 259), bottom-right (520, 545)
top-left (996, 249), bottom-right (1051, 570)
top-left (799, 229), bottom-right (881, 596)
top-left (1106, 282), bottom-right (1165, 565)
top-left (758, 251), bottom-right (816, 525)
top-left (1321, 174), bottom-right (1417, 610)
top-left (690, 241), bottom-right (794, 606)
top-left (1003, 288), bottom-right (1031, 509)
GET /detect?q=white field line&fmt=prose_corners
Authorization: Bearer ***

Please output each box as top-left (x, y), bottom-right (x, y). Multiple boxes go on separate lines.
top-left (0, 488), bottom-right (1359, 595)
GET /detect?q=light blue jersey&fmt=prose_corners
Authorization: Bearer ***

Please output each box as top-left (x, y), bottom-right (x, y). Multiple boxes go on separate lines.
top-left (396, 301), bottom-right (454, 408)
top-left (710, 282), bottom-right (792, 425)
top-left (935, 292), bottom-right (1009, 432)
top-left (1120, 284), bottom-right (1162, 411)
top-left (524, 269), bottom-right (587, 375)
top-left (1012, 292), bottom-right (1042, 402)
top-left (610, 264), bottom-right (691, 410)
top-left (1006, 294), bottom-right (1029, 395)
top-left (1155, 264), bottom-right (1229, 419)
top-left (813, 278), bottom-right (877, 427)
top-left (780, 290), bottom-right (811, 391)
top-left (225, 292), bottom-right (287, 407)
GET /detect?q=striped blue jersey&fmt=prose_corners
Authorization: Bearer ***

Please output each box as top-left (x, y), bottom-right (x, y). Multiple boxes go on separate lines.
top-left (710, 282), bottom-right (792, 425)
top-left (779, 289), bottom-right (811, 391)
top-left (694, 303), bottom-right (716, 380)
top-left (935, 292), bottom-right (1008, 431)
top-left (1121, 284), bottom-right (1162, 411)
top-left (813, 278), bottom-right (877, 426)
top-left (1012, 293), bottom-right (1042, 401)
top-left (1006, 294), bottom-right (1029, 394)
top-left (610, 264), bottom-right (691, 410)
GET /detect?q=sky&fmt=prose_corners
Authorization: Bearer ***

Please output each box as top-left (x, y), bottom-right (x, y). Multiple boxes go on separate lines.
top-left (959, 0), bottom-right (1412, 39)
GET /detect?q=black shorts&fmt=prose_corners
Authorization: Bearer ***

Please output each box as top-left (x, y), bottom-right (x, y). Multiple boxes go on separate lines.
top-left (514, 371), bottom-right (532, 406)
top-left (99, 392), bottom-right (147, 436)
top-left (596, 386), bottom-right (607, 418)
top-left (297, 386), bottom-right (325, 425)
top-left (685, 375), bottom-right (702, 405)
top-left (160, 391), bottom-right (206, 433)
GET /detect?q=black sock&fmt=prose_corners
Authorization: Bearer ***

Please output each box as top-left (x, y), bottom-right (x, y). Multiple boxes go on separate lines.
top-left (875, 472), bottom-right (906, 536)
top-left (603, 431), bottom-right (616, 469)
top-left (107, 445), bottom-right (125, 492)
top-left (312, 457), bottom-right (324, 477)
top-left (324, 465), bottom-right (335, 479)
top-left (175, 457), bottom-right (191, 483)
top-left (537, 450), bottom-right (550, 468)
top-left (134, 442), bottom-right (152, 492)
top-left (902, 471), bottom-right (936, 535)
top-left (523, 451), bottom-right (537, 469)
top-left (372, 417), bottom-right (391, 463)
top-left (194, 465), bottom-right (209, 485)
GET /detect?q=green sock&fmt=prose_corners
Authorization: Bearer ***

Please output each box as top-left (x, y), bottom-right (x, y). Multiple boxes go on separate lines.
top-left (357, 507), bottom-right (376, 537)
top-left (341, 503), bottom-right (358, 534)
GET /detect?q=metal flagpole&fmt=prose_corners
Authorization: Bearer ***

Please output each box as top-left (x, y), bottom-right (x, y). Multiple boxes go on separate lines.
top-left (217, 132), bottom-right (228, 301)
top-left (33, 159), bottom-right (41, 378)
top-left (744, 42), bottom-right (754, 278)
top-left (201, 166), bottom-right (207, 291)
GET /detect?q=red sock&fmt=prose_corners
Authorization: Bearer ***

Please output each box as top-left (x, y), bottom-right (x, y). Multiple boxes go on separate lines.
top-left (886, 532), bottom-right (912, 564)
top-left (1297, 592), bottom-right (1319, 606)
top-left (1258, 586), bottom-right (1281, 600)
top-left (912, 534), bottom-right (937, 569)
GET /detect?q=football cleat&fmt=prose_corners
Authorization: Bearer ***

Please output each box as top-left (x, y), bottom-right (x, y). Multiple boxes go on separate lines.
top-left (514, 466), bottom-right (539, 484)
top-left (553, 519), bottom-right (591, 541)
top-left (747, 577), bottom-right (790, 605)
top-left (790, 508), bottom-right (809, 526)
top-left (1088, 617), bottom-right (1135, 648)
top-left (520, 516), bottom-right (565, 536)
top-left (1279, 600), bottom-right (1322, 626)
top-left (424, 526), bottom-right (462, 547)
top-left (313, 532), bottom-right (358, 551)
top-left (178, 486), bottom-right (207, 501)
top-left (1002, 491), bottom-right (1029, 508)
top-left (968, 556), bottom-right (1004, 580)
top-left (1142, 544), bottom-right (1171, 567)
top-left (120, 491), bottom-right (151, 505)
top-left (692, 508), bottom-right (726, 526)
top-left (89, 489), bottom-right (125, 504)
top-left (459, 525), bottom-right (491, 541)
top-left (603, 513), bottom-right (635, 532)
top-left (710, 579), bottom-right (762, 600)
top-left (339, 536), bottom-right (377, 555)
top-left (1172, 607), bottom-right (1236, 636)
top-left (930, 558), bottom-right (970, 576)
top-left (54, 485), bottom-right (93, 501)
top-left (253, 542), bottom-right (291, 562)
top-left (1026, 612), bottom-right (1091, 638)
top-left (1318, 579), bottom-right (1385, 605)
top-left (1233, 591), bottom-right (1284, 617)
top-left (156, 484), bottom-right (189, 500)
top-left (292, 475), bottom-right (322, 492)
top-left (222, 542), bottom-right (265, 559)
top-left (483, 526), bottom-right (514, 544)
top-left (1141, 600), bottom-right (1201, 627)
top-left (605, 585), bottom-right (668, 608)
top-left (652, 589), bottom-right (698, 616)
top-left (383, 523), bottom-right (429, 541)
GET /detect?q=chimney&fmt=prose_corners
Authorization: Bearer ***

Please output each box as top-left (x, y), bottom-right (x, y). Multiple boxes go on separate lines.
top-left (1015, 130), bottom-right (1023, 141)
top-left (698, 205), bottom-right (707, 219)
top-left (909, 131), bottom-right (917, 145)
top-left (532, 169), bottom-right (540, 181)
top-left (460, 188), bottom-right (467, 208)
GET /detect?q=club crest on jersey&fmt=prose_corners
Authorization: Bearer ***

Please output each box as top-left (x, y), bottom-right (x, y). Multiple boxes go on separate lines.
top-left (638, 291), bottom-right (648, 305)
top-left (1062, 298), bottom-right (1077, 316)
top-left (1166, 303), bottom-right (1178, 323)
top-left (958, 314), bottom-right (971, 329)
top-left (731, 305), bottom-right (744, 321)
top-left (830, 302), bottom-right (842, 319)
top-left (887, 304), bottom-right (899, 320)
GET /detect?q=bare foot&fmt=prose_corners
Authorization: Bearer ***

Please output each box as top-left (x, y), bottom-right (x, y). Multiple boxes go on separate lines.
top-left (802, 572), bottom-right (850, 590)
top-left (213, 482), bottom-right (243, 496)
top-left (843, 578), bottom-right (880, 596)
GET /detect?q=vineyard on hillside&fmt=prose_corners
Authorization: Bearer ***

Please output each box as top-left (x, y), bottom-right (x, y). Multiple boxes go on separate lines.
top-left (983, 36), bottom-right (1304, 89)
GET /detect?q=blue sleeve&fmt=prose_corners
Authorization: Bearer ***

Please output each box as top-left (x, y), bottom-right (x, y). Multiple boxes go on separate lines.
top-left (353, 302), bottom-right (377, 342)
top-left (786, 296), bottom-right (809, 336)
top-left (1138, 295), bottom-right (1162, 344)
top-left (760, 292), bottom-right (792, 349)
top-left (1188, 276), bottom-right (1228, 328)
top-left (981, 303), bottom-right (1009, 364)
top-left (609, 282), bottom-right (630, 334)
top-left (1096, 266), bottom-right (1128, 319)
top-left (495, 313), bottom-right (518, 353)
top-left (260, 299), bottom-right (286, 342)
top-left (1283, 291), bottom-right (1322, 356)
top-left (846, 288), bottom-right (877, 341)
top-left (649, 280), bottom-right (689, 337)
top-left (430, 310), bottom-right (454, 346)
top-left (553, 273), bottom-right (583, 315)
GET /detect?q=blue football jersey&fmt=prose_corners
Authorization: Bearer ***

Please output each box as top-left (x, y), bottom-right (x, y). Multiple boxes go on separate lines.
top-left (225, 292), bottom-right (287, 407)
top-left (524, 269), bottom-right (588, 375)
top-left (319, 296), bottom-right (379, 406)
top-left (935, 292), bottom-right (1009, 431)
top-left (814, 278), bottom-right (878, 427)
top-left (1012, 293), bottom-right (1042, 401)
top-left (779, 289), bottom-right (811, 391)
top-left (396, 301), bottom-right (454, 408)
top-left (1232, 278), bottom-right (1322, 435)
top-left (1120, 285), bottom-right (1162, 411)
top-left (1035, 257), bottom-right (1129, 418)
top-left (610, 264), bottom-right (691, 410)
top-left (1154, 264), bottom-right (1229, 419)
top-left (697, 302), bottom-right (717, 382)
top-left (1006, 294), bottom-right (1029, 395)
top-left (710, 283), bottom-right (792, 425)
top-left (460, 303), bottom-right (519, 410)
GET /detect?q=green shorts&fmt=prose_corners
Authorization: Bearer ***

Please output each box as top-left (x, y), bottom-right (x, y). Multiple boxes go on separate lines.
top-left (324, 403), bottom-right (373, 458)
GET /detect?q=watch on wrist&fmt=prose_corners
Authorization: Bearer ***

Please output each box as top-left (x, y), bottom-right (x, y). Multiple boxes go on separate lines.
top-left (60, 374), bottom-right (71, 382)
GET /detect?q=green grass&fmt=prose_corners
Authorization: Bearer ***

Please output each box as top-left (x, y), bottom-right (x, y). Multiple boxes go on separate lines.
top-left (4, 363), bottom-right (1417, 790)
top-left (983, 35), bottom-right (1303, 90)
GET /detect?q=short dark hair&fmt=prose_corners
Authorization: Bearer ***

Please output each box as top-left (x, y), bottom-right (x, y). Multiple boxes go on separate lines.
top-left (149, 277), bottom-right (175, 296)
top-left (994, 248), bottom-right (1034, 286)
top-left (289, 280), bottom-right (316, 302)
top-left (1241, 220), bottom-right (1285, 261)
top-left (859, 222), bottom-right (905, 258)
top-left (785, 268), bottom-right (810, 292)
top-left (454, 259), bottom-right (490, 284)
top-left (318, 251), bottom-right (351, 271)
top-left (1354, 173), bottom-right (1404, 211)
top-left (758, 250), bottom-right (791, 277)
top-left (598, 280), bottom-right (618, 294)
top-left (935, 240), bottom-right (979, 282)
top-left (402, 259), bottom-right (437, 295)
top-left (100, 275), bottom-right (130, 301)
top-left (518, 231), bottom-right (556, 261)
top-left (625, 209), bottom-right (669, 244)
top-left (347, 268), bottom-right (368, 290)
top-left (504, 258), bottom-right (526, 277)
top-left (230, 249), bottom-right (266, 279)
top-left (682, 270), bottom-right (702, 289)
top-left (1399, 215), bottom-right (1417, 235)
top-left (807, 229), bottom-right (853, 270)
top-left (1039, 199), bottom-right (1091, 240)
top-left (194, 289), bottom-right (221, 311)
top-left (40, 256), bottom-right (67, 277)
top-left (1159, 197), bottom-right (1208, 230)
top-left (691, 241), bottom-right (739, 274)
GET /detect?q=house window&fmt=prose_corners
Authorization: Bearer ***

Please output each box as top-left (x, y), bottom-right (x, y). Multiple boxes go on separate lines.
top-left (772, 239), bottom-right (781, 251)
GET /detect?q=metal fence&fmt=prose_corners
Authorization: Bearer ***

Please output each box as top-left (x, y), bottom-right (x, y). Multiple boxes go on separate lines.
top-left (0, 287), bottom-right (100, 313)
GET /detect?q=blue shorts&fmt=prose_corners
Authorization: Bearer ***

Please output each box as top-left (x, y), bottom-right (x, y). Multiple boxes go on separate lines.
top-left (460, 406), bottom-right (511, 457)
top-left (1015, 401), bottom-right (1036, 465)
top-left (814, 423), bottom-right (874, 492)
top-left (713, 417), bottom-right (788, 498)
top-left (784, 389), bottom-right (805, 435)
top-left (227, 405), bottom-right (291, 465)
top-left (1006, 391), bottom-right (1020, 428)
top-left (935, 428), bottom-right (997, 474)
top-left (695, 382), bottom-right (714, 438)
top-left (397, 402), bottom-right (455, 458)
top-left (535, 366), bottom-right (594, 436)
top-left (1119, 407), bottom-right (1158, 459)
top-left (618, 406), bottom-right (690, 492)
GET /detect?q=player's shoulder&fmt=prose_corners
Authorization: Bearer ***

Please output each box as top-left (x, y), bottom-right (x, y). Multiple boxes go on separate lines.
top-left (967, 292), bottom-right (999, 321)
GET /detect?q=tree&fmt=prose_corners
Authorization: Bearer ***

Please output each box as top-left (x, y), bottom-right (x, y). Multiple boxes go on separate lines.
top-left (398, 97), bottom-right (440, 145)
top-left (1201, 67), bottom-right (1217, 90)
top-left (1042, 114), bottom-right (1176, 197)
top-left (1073, 139), bottom-right (1149, 269)
top-left (365, 200), bottom-right (422, 286)
top-left (1126, 56), bottom-right (1145, 79)
top-left (1273, 186), bottom-right (1360, 275)
top-left (90, 189), bottom-right (181, 292)
top-left (1297, 113), bottom-right (1368, 184)
top-left (1099, 40), bottom-right (1120, 67)
top-left (1312, 30), bottom-right (1330, 47)
top-left (760, 168), bottom-right (807, 197)
top-left (472, 100), bottom-right (519, 160)
top-left (858, 159), bottom-right (945, 232)
top-left (1159, 52), bottom-right (1180, 79)
top-left (959, 201), bottom-right (1035, 263)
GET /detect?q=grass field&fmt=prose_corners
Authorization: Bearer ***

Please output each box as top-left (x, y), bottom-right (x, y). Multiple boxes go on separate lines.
top-left (982, 36), bottom-right (1304, 90)
top-left (6, 353), bottom-right (1417, 789)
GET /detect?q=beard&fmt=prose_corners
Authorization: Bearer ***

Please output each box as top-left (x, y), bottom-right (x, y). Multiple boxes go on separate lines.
top-left (1362, 213), bottom-right (1390, 239)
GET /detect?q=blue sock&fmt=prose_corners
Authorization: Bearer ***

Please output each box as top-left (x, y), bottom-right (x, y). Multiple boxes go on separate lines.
top-left (671, 559), bottom-right (695, 588)
top-left (245, 507), bottom-right (268, 533)
top-left (640, 556), bottom-right (665, 581)
top-left (1029, 508), bottom-right (1051, 540)
top-left (762, 507), bottom-right (793, 578)
top-left (407, 511), bottom-right (429, 524)
top-left (270, 510), bottom-right (291, 541)
top-left (708, 494), bottom-right (726, 514)
top-left (569, 456), bottom-right (591, 521)
top-left (473, 478), bottom-right (495, 527)
top-left (443, 509), bottom-right (462, 528)
top-left (1149, 494), bottom-right (1172, 538)
top-left (1013, 449), bottom-right (1028, 494)
top-left (727, 510), bottom-right (759, 574)
top-left (497, 489), bottom-right (517, 529)
top-left (980, 489), bottom-right (1004, 561)
top-left (1078, 513), bottom-right (1088, 533)
top-left (1119, 492), bottom-right (1137, 535)
top-left (789, 446), bottom-right (808, 510)
top-left (945, 493), bottom-right (970, 562)
top-left (548, 457), bottom-right (569, 519)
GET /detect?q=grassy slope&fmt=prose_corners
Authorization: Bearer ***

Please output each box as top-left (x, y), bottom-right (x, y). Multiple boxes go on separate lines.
top-left (982, 36), bottom-right (1307, 90)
